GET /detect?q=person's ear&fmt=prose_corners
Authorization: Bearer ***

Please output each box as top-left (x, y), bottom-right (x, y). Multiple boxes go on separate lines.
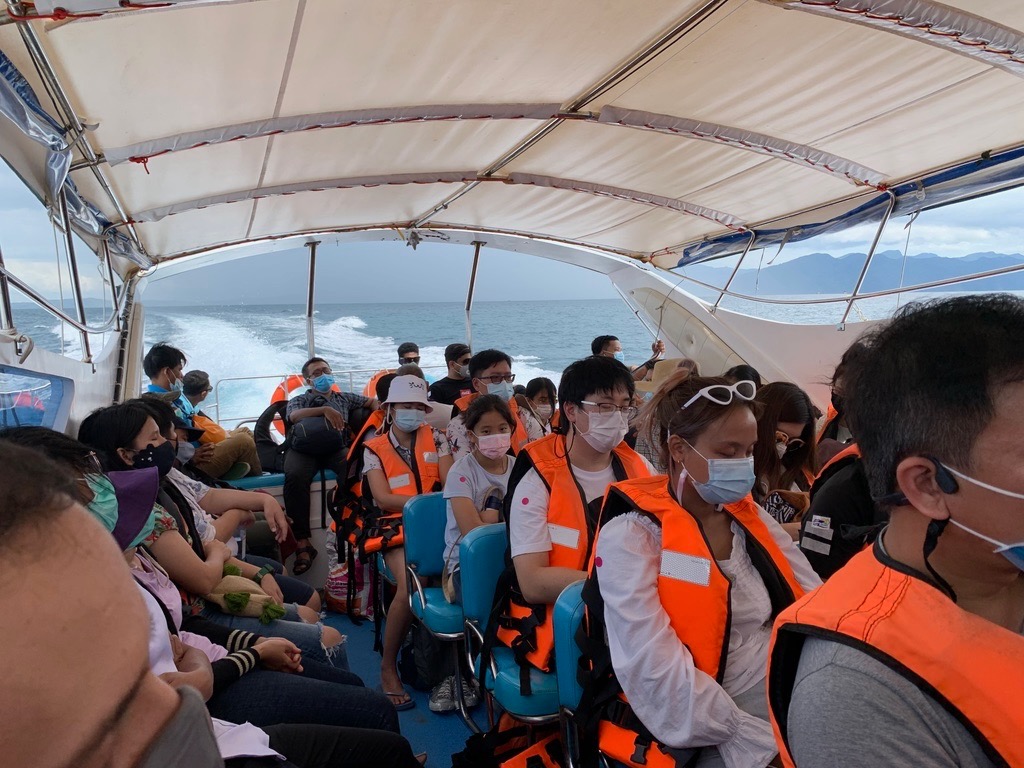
top-left (667, 434), bottom-right (689, 469)
top-left (116, 446), bottom-right (134, 466)
top-left (894, 456), bottom-right (955, 521)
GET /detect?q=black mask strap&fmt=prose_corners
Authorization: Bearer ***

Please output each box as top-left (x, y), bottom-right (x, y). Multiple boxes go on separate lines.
top-left (922, 518), bottom-right (957, 602)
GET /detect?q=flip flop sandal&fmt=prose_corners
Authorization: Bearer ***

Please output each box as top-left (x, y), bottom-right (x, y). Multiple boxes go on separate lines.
top-left (377, 685), bottom-right (415, 711)
top-left (292, 545), bottom-right (318, 575)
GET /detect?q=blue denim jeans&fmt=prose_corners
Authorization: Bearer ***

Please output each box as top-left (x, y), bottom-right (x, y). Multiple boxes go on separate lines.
top-left (243, 554), bottom-right (316, 606)
top-left (199, 603), bottom-right (346, 668)
top-left (207, 658), bottom-right (400, 734)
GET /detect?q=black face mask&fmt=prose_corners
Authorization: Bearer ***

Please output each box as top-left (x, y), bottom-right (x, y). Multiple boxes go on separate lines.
top-left (133, 441), bottom-right (176, 478)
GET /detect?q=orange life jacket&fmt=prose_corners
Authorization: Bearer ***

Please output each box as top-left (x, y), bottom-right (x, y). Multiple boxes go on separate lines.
top-left (768, 544), bottom-right (1024, 768)
top-left (815, 402), bottom-right (840, 442)
top-left (813, 441), bottom-right (861, 483)
top-left (329, 410), bottom-right (386, 543)
top-left (455, 392), bottom-right (531, 454)
top-left (360, 424), bottom-right (441, 554)
top-left (587, 477), bottom-right (805, 768)
top-left (496, 434), bottom-right (650, 684)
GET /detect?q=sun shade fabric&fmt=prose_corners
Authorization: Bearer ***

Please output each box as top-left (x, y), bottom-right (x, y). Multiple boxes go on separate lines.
top-left (0, 0), bottom-right (1021, 275)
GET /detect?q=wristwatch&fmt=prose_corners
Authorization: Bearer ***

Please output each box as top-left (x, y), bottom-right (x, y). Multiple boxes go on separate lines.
top-left (252, 565), bottom-right (274, 584)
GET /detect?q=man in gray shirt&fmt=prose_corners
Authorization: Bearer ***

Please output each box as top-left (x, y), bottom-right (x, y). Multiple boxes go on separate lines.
top-left (768, 295), bottom-right (1024, 768)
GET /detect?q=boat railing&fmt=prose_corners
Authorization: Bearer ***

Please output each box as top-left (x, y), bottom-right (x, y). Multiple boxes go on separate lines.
top-left (209, 366), bottom-right (446, 429)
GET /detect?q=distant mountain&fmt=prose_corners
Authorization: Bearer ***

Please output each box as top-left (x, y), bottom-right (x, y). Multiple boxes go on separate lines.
top-left (685, 250), bottom-right (1024, 295)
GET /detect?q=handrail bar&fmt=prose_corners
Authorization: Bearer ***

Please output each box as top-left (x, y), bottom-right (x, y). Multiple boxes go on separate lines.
top-left (668, 259), bottom-right (1024, 308)
top-left (0, 262), bottom-right (129, 334)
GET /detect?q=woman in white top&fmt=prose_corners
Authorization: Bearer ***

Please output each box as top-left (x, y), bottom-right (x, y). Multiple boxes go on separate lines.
top-left (593, 373), bottom-right (821, 768)
top-left (515, 377), bottom-right (557, 437)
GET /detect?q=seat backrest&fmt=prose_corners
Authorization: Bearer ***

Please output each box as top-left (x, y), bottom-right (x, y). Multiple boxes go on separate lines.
top-left (402, 492), bottom-right (448, 577)
top-left (553, 580), bottom-right (586, 709)
top-left (459, 523), bottom-right (509, 625)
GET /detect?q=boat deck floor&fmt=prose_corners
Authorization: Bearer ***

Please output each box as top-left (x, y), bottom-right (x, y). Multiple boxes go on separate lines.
top-left (323, 612), bottom-right (479, 767)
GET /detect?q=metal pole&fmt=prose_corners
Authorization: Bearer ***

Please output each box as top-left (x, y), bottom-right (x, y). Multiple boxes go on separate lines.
top-left (0, 245), bottom-right (14, 334)
top-left (839, 191), bottom-right (897, 329)
top-left (711, 230), bottom-right (756, 312)
top-left (305, 240), bottom-right (319, 357)
top-left (465, 241), bottom-right (483, 347)
top-left (57, 190), bottom-right (92, 363)
top-left (103, 242), bottom-right (121, 331)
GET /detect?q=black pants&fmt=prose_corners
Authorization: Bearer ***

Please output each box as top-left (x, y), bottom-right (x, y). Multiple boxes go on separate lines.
top-left (283, 448), bottom-right (347, 540)
top-left (226, 723), bottom-right (420, 768)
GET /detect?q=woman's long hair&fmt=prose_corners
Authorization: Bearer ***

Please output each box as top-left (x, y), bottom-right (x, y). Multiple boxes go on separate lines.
top-left (78, 403), bottom-right (152, 471)
top-left (752, 382), bottom-right (818, 499)
top-left (637, 373), bottom-right (760, 472)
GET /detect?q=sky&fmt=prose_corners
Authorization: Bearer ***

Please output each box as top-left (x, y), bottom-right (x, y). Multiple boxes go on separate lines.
top-left (1, 154), bottom-right (1022, 306)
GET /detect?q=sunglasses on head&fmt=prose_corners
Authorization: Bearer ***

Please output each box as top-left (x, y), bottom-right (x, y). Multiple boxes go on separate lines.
top-left (681, 380), bottom-right (757, 410)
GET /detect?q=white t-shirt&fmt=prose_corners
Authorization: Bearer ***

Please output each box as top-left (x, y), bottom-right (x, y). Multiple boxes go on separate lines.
top-left (442, 452), bottom-right (514, 572)
top-left (508, 455), bottom-right (655, 559)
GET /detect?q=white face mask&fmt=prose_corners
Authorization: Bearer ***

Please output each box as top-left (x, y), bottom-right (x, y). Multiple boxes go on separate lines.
top-left (475, 432), bottom-right (511, 460)
top-left (576, 408), bottom-right (628, 454)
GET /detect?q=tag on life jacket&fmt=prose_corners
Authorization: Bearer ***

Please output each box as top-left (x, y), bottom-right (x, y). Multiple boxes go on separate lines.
top-left (388, 473), bottom-right (411, 489)
top-left (547, 523), bottom-right (580, 550)
top-left (424, 452), bottom-right (438, 464)
top-left (660, 550), bottom-right (712, 586)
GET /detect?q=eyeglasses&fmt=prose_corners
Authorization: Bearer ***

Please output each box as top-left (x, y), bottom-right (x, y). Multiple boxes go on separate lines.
top-left (308, 367), bottom-right (332, 377)
top-left (479, 373), bottom-right (515, 384)
top-left (581, 400), bottom-right (639, 420)
top-left (681, 380), bottom-right (757, 410)
top-left (400, 356), bottom-right (421, 365)
top-left (775, 430), bottom-right (805, 451)
top-left (86, 451), bottom-right (103, 473)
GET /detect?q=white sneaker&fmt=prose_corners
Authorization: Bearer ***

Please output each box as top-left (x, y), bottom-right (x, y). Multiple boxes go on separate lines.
top-left (429, 676), bottom-right (457, 713)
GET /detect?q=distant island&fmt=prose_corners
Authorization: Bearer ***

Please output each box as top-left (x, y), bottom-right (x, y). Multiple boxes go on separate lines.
top-left (684, 250), bottom-right (1024, 295)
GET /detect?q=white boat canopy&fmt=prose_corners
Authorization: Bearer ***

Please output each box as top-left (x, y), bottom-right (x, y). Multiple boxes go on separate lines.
top-left (0, 0), bottom-right (1022, 280)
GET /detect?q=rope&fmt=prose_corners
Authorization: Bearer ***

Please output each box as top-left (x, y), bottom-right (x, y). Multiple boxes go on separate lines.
top-left (895, 212), bottom-right (919, 310)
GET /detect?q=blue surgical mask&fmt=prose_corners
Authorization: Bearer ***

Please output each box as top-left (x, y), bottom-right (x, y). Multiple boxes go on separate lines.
top-left (313, 373), bottom-right (334, 393)
top-left (613, 351), bottom-right (625, 363)
top-left (679, 441), bottom-right (755, 506)
top-left (943, 463), bottom-right (1024, 571)
top-left (393, 408), bottom-right (426, 433)
top-left (487, 381), bottom-right (515, 401)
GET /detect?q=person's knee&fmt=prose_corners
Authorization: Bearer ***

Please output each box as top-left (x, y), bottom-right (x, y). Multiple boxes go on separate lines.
top-left (296, 604), bottom-right (320, 623)
top-left (321, 625), bottom-right (343, 648)
top-left (306, 590), bottom-right (322, 612)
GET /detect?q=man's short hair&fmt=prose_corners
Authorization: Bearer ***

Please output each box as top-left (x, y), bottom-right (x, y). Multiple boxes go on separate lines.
top-left (397, 342), bottom-right (419, 357)
top-left (468, 349), bottom-right (513, 380)
top-left (375, 373), bottom-right (398, 402)
top-left (143, 342), bottom-right (186, 378)
top-left (0, 441), bottom-right (76, 553)
top-left (559, 355), bottom-right (635, 408)
top-left (301, 357), bottom-right (329, 378)
top-left (591, 335), bottom-right (618, 356)
top-left (444, 343), bottom-right (471, 363)
top-left (846, 294), bottom-right (1024, 503)
top-left (182, 370), bottom-right (211, 397)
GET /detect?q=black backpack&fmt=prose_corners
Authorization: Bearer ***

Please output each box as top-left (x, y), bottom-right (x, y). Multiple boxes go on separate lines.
top-left (254, 400), bottom-right (290, 473)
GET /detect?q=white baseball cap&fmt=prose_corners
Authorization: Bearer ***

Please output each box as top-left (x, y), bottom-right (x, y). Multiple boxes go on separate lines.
top-left (383, 374), bottom-right (433, 412)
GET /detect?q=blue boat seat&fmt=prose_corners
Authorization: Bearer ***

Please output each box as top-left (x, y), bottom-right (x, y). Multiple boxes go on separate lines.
top-left (553, 581), bottom-right (586, 711)
top-left (227, 469), bottom-right (337, 491)
top-left (477, 646), bottom-right (560, 719)
top-left (403, 493), bottom-right (463, 640)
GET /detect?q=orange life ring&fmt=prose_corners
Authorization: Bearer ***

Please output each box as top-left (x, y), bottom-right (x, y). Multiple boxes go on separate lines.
top-left (270, 374), bottom-right (340, 435)
top-left (363, 369), bottom-right (394, 399)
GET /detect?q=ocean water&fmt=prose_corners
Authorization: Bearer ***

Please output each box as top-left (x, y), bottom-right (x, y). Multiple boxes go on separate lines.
top-left (10, 290), bottom-right (994, 428)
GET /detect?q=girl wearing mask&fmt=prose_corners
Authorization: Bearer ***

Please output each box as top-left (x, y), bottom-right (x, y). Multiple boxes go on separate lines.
top-left (497, 357), bottom-right (652, 683)
top-left (362, 375), bottom-right (453, 711)
top-left (584, 374), bottom-right (820, 768)
top-left (517, 377), bottom-right (557, 436)
top-left (751, 382), bottom-right (819, 538)
top-left (78, 404), bottom-right (345, 663)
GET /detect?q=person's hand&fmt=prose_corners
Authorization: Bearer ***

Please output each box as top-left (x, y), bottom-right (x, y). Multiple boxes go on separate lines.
top-left (203, 538), bottom-right (232, 563)
top-left (169, 634), bottom-right (188, 665)
top-left (321, 406), bottom-right (346, 431)
top-left (193, 443), bottom-right (216, 464)
top-left (651, 339), bottom-right (666, 358)
top-left (262, 496), bottom-right (290, 543)
top-left (253, 637), bottom-right (304, 673)
top-left (260, 573), bottom-right (285, 606)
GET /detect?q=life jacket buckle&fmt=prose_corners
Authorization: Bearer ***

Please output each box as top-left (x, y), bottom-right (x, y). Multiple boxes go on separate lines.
top-left (630, 735), bottom-right (652, 766)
